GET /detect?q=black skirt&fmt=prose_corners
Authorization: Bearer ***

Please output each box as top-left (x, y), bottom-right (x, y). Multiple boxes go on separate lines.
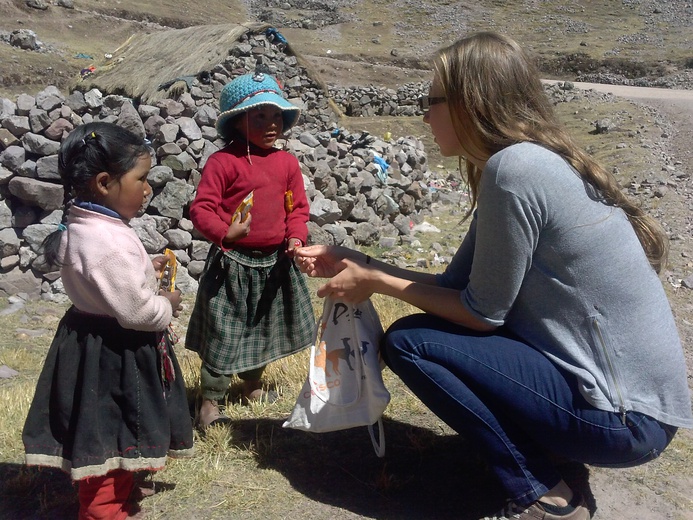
top-left (23, 307), bottom-right (194, 481)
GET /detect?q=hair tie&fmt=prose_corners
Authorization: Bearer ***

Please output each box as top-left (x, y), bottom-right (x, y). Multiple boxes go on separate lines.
top-left (58, 223), bottom-right (67, 232)
top-left (81, 131), bottom-right (97, 147)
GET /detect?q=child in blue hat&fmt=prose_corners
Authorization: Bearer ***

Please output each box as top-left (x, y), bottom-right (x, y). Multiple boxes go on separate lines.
top-left (186, 72), bottom-right (315, 427)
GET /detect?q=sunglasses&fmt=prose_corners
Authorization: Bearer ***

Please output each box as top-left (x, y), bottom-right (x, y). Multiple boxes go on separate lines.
top-left (418, 96), bottom-right (447, 111)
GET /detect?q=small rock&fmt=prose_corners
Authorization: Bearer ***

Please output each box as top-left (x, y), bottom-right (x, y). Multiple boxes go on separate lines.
top-left (0, 365), bottom-right (19, 379)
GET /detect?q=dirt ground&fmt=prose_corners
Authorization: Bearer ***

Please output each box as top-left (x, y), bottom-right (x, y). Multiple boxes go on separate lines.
top-left (533, 81), bottom-right (693, 520)
top-left (1, 1), bottom-right (693, 519)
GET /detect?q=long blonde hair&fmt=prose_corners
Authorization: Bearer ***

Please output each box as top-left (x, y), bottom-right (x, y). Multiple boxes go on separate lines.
top-left (434, 32), bottom-right (668, 272)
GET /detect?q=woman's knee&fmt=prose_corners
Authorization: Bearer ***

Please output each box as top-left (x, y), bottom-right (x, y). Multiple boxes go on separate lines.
top-left (382, 314), bottom-right (427, 367)
top-left (382, 313), bottom-right (452, 370)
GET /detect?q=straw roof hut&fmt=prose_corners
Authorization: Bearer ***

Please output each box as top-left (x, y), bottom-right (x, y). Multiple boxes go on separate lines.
top-left (79, 21), bottom-right (343, 118)
top-left (80, 22), bottom-right (270, 104)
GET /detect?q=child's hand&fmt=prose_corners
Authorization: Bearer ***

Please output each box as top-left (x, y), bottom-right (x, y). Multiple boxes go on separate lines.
top-left (159, 289), bottom-right (183, 317)
top-left (223, 212), bottom-right (252, 246)
top-left (286, 238), bottom-right (302, 258)
top-left (151, 255), bottom-right (169, 276)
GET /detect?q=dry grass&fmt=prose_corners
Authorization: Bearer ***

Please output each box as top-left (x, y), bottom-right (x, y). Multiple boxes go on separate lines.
top-left (0, 56), bottom-right (692, 518)
top-left (0, 279), bottom-right (444, 518)
top-left (1, 231), bottom-right (693, 518)
top-left (82, 23), bottom-right (267, 104)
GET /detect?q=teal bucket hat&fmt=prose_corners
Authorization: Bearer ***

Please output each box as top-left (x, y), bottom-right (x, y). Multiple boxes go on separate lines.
top-left (216, 72), bottom-right (300, 140)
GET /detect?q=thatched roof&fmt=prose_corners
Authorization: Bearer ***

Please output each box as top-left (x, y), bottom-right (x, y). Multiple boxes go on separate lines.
top-left (81, 22), bottom-right (270, 104)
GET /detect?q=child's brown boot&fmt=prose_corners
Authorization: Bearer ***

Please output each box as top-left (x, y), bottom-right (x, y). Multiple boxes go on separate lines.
top-left (241, 380), bottom-right (278, 404)
top-left (197, 398), bottom-right (230, 428)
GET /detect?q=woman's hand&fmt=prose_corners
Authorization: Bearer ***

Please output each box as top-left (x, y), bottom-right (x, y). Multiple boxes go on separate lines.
top-left (296, 245), bottom-right (491, 329)
top-left (223, 212), bottom-right (252, 246)
top-left (295, 245), bottom-right (374, 303)
top-left (159, 288), bottom-right (183, 318)
top-left (294, 245), bottom-right (356, 278)
top-left (315, 259), bottom-right (376, 302)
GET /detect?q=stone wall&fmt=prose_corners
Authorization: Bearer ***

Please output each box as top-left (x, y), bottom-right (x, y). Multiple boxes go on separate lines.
top-left (0, 30), bottom-right (446, 301)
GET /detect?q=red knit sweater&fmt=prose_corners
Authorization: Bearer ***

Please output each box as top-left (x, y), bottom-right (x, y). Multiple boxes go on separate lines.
top-left (190, 140), bottom-right (309, 250)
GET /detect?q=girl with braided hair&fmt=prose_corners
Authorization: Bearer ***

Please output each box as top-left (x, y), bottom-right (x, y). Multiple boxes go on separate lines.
top-left (23, 122), bottom-right (193, 519)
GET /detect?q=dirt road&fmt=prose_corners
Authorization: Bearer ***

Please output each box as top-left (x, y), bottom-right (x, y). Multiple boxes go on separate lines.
top-left (543, 79), bottom-right (693, 167)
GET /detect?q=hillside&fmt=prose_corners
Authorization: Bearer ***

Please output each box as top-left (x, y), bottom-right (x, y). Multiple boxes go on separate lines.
top-left (0, 1), bottom-right (692, 519)
top-left (1, 0), bottom-right (693, 97)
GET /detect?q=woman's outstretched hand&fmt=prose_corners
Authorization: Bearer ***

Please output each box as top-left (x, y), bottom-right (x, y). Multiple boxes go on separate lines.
top-left (294, 245), bottom-right (352, 278)
top-left (295, 245), bottom-right (374, 302)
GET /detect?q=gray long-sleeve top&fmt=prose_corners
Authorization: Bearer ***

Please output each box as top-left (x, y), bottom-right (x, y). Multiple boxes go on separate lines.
top-left (438, 142), bottom-right (692, 428)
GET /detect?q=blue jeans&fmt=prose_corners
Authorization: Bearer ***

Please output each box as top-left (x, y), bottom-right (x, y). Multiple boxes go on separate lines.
top-left (383, 314), bottom-right (677, 506)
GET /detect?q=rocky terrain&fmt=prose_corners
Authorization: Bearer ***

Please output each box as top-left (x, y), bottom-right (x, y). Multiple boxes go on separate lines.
top-left (0, 29), bottom-right (446, 301)
top-left (2, 0), bottom-right (693, 304)
top-left (0, 1), bottom-right (692, 519)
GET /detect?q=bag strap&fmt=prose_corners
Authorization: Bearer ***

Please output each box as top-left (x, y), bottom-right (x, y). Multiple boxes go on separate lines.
top-left (308, 297), bottom-right (364, 407)
top-left (368, 419), bottom-right (386, 458)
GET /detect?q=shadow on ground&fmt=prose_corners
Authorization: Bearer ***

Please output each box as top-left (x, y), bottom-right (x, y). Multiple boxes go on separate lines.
top-left (228, 417), bottom-right (596, 520)
top-left (0, 417), bottom-right (597, 520)
top-left (0, 464), bottom-right (77, 520)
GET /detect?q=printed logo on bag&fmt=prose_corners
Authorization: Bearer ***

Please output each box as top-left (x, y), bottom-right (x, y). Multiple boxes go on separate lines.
top-left (309, 302), bottom-right (372, 394)
top-left (313, 338), bottom-right (355, 377)
top-left (337, 303), bottom-right (371, 366)
top-left (284, 297), bottom-right (389, 457)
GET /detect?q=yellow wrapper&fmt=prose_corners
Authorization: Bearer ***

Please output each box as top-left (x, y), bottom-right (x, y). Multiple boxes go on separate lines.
top-left (233, 191), bottom-right (254, 222)
top-left (159, 248), bottom-right (177, 292)
top-left (284, 190), bottom-right (293, 213)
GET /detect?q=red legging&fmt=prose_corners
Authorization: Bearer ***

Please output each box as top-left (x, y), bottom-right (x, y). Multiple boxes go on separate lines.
top-left (77, 469), bottom-right (134, 520)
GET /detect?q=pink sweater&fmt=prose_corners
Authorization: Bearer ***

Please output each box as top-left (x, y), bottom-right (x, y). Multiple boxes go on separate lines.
top-left (58, 206), bottom-right (172, 331)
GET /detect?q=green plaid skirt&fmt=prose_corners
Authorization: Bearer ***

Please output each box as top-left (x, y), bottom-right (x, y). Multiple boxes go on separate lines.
top-left (185, 245), bottom-right (315, 374)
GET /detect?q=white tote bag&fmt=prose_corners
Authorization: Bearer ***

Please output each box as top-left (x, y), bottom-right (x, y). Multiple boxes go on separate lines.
top-left (283, 296), bottom-right (391, 457)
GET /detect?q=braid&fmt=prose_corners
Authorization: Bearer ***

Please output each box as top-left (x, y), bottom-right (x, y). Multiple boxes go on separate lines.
top-left (42, 165), bottom-right (74, 267)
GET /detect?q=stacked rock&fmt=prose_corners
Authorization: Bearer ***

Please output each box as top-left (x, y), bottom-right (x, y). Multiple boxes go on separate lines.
top-left (0, 31), bottom-right (446, 301)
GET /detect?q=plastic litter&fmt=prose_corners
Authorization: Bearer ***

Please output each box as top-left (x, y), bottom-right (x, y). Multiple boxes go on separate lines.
top-left (372, 154), bottom-right (390, 184)
top-left (80, 65), bottom-right (96, 78)
top-left (265, 28), bottom-right (287, 50)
